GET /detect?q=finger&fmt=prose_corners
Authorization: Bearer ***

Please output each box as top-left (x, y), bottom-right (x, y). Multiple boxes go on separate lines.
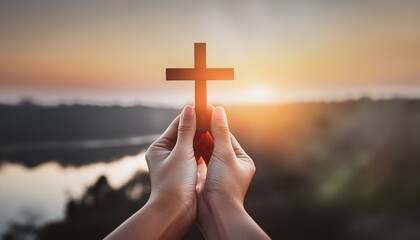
top-left (175, 105), bottom-right (196, 148)
top-left (230, 133), bottom-right (255, 172)
top-left (211, 106), bottom-right (233, 153)
top-left (150, 115), bottom-right (180, 151)
top-left (146, 115), bottom-right (180, 169)
top-left (230, 133), bottom-right (249, 159)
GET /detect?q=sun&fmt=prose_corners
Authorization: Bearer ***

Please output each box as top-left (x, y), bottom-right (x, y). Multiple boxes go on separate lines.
top-left (247, 85), bottom-right (273, 104)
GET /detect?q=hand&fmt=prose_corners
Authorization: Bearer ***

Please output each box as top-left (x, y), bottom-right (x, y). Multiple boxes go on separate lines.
top-left (196, 106), bottom-right (270, 239)
top-left (145, 105), bottom-right (198, 230)
top-left (106, 105), bottom-right (268, 239)
top-left (105, 106), bottom-right (198, 240)
top-left (197, 105), bottom-right (255, 206)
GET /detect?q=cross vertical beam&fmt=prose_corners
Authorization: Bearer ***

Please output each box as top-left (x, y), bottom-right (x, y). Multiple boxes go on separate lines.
top-left (194, 43), bottom-right (207, 134)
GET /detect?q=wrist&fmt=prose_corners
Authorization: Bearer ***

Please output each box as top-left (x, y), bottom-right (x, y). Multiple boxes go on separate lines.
top-left (199, 191), bottom-right (244, 215)
top-left (197, 193), bottom-right (270, 239)
top-left (197, 193), bottom-right (245, 238)
top-left (147, 195), bottom-right (196, 238)
top-left (105, 194), bottom-right (196, 240)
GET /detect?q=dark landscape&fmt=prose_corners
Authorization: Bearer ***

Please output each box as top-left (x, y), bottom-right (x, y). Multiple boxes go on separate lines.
top-left (1, 98), bottom-right (420, 240)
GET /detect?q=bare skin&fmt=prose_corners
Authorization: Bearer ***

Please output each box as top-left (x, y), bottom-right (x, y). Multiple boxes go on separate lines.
top-left (105, 105), bottom-right (269, 240)
top-left (197, 105), bottom-right (270, 240)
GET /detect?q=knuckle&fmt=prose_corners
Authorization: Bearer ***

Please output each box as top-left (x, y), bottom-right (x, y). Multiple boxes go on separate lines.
top-left (157, 136), bottom-right (172, 146)
top-left (178, 124), bottom-right (194, 134)
top-left (145, 147), bottom-right (154, 163)
top-left (243, 156), bottom-right (256, 174)
top-left (214, 125), bottom-right (230, 135)
top-left (148, 136), bottom-right (171, 151)
top-left (249, 160), bottom-right (256, 174)
top-left (213, 146), bottom-right (235, 160)
top-left (145, 143), bottom-right (164, 162)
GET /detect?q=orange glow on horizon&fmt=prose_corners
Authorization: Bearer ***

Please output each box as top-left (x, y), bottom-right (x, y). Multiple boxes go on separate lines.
top-left (0, 1), bottom-right (419, 104)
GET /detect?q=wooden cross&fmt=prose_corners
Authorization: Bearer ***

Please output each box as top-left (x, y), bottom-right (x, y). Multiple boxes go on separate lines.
top-left (166, 43), bottom-right (234, 134)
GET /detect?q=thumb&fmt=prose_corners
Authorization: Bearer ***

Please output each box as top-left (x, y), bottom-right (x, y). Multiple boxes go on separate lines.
top-left (211, 106), bottom-right (233, 154)
top-left (175, 105), bottom-right (196, 148)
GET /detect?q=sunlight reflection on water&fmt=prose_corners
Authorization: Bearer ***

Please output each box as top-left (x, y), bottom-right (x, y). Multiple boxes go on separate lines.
top-left (0, 152), bottom-right (149, 234)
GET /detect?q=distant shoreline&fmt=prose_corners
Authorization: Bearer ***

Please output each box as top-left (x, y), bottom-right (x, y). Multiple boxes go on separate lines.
top-left (0, 134), bottom-right (160, 154)
top-left (0, 95), bottom-right (420, 108)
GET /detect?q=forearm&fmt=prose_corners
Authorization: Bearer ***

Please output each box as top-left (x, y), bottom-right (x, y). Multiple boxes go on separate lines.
top-left (198, 197), bottom-right (270, 240)
top-left (105, 197), bottom-right (193, 240)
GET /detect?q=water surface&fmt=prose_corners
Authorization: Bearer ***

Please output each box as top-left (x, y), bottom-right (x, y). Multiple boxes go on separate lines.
top-left (0, 151), bottom-right (149, 235)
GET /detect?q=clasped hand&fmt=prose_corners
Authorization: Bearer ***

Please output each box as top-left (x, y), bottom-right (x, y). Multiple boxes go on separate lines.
top-left (105, 105), bottom-right (269, 240)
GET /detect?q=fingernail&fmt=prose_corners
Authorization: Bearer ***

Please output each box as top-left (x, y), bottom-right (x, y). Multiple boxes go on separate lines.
top-left (183, 105), bottom-right (194, 119)
top-left (214, 106), bottom-right (226, 120)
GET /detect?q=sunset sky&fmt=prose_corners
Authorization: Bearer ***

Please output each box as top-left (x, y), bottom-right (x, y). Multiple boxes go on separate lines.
top-left (1, 0), bottom-right (419, 106)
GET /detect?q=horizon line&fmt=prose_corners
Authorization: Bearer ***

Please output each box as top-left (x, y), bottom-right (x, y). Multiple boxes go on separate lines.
top-left (1, 95), bottom-right (420, 109)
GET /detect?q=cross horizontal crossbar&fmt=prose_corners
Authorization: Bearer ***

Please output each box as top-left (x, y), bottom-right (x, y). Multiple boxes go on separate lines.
top-left (166, 68), bottom-right (234, 80)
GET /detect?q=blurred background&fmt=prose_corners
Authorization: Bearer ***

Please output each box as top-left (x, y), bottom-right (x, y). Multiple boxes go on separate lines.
top-left (1, 0), bottom-right (420, 239)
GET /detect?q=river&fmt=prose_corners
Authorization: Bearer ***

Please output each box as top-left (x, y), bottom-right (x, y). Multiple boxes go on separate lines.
top-left (0, 135), bottom-right (158, 235)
